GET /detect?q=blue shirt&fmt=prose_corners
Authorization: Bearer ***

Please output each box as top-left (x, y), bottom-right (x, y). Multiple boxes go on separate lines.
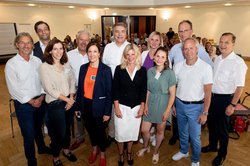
top-left (169, 43), bottom-right (213, 67)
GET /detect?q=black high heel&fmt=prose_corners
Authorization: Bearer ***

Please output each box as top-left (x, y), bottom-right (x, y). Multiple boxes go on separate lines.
top-left (118, 153), bottom-right (124, 166)
top-left (127, 152), bottom-right (134, 165)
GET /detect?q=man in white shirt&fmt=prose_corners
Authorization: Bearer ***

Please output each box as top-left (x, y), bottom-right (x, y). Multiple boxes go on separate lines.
top-left (5, 32), bottom-right (46, 166)
top-left (168, 20), bottom-right (213, 146)
top-left (67, 30), bottom-right (90, 150)
top-left (172, 37), bottom-right (213, 166)
top-left (102, 22), bottom-right (129, 145)
top-left (201, 32), bottom-right (247, 166)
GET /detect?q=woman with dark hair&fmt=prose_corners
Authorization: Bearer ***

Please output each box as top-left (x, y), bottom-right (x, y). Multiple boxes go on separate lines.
top-left (39, 38), bottom-right (77, 166)
top-left (75, 42), bottom-right (112, 166)
top-left (137, 47), bottom-right (176, 164)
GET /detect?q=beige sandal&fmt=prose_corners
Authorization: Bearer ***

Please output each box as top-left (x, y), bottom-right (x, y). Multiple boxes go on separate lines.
top-left (152, 152), bottom-right (159, 164)
top-left (136, 146), bottom-right (150, 157)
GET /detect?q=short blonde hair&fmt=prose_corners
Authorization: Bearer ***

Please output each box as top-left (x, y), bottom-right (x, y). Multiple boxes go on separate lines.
top-left (120, 43), bottom-right (141, 70)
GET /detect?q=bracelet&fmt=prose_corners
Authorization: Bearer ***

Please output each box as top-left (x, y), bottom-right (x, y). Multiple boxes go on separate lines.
top-left (230, 102), bottom-right (236, 107)
top-left (202, 112), bottom-right (209, 116)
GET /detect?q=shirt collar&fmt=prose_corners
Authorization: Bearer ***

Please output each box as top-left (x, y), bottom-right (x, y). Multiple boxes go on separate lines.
top-left (219, 51), bottom-right (235, 60)
top-left (39, 41), bottom-right (45, 47)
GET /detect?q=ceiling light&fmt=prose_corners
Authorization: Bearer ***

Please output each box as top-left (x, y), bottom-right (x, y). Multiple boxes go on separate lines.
top-left (27, 4), bottom-right (36, 7)
top-left (104, 8), bottom-right (109, 10)
top-left (149, 8), bottom-right (154, 10)
top-left (224, 3), bottom-right (232, 6)
top-left (68, 6), bottom-right (75, 9)
top-left (184, 6), bottom-right (191, 8)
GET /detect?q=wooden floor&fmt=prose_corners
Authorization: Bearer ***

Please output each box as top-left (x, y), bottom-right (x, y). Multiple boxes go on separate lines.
top-left (1, 61), bottom-right (250, 166)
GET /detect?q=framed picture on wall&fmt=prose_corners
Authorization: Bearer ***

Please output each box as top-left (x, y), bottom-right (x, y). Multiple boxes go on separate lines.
top-left (84, 24), bottom-right (91, 32)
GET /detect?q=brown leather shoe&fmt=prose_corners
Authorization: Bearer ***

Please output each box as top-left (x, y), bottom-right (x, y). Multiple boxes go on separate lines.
top-left (69, 139), bottom-right (85, 150)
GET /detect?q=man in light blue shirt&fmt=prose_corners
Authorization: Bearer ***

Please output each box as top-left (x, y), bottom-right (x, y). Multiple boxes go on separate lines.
top-left (169, 20), bottom-right (213, 67)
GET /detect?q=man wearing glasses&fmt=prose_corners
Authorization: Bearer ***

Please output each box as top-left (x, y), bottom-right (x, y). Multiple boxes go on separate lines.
top-left (5, 32), bottom-right (46, 166)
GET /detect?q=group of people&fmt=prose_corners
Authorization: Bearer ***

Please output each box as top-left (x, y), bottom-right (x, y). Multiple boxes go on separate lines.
top-left (4, 19), bottom-right (247, 166)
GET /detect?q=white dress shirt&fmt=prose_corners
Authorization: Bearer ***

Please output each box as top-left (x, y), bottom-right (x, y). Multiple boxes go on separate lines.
top-left (67, 48), bottom-right (89, 85)
top-left (212, 51), bottom-right (247, 94)
top-left (39, 40), bottom-right (46, 53)
top-left (102, 41), bottom-right (130, 77)
top-left (5, 54), bottom-right (43, 104)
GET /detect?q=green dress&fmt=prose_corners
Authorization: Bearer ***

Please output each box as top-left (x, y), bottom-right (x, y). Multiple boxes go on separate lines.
top-left (143, 67), bottom-right (176, 124)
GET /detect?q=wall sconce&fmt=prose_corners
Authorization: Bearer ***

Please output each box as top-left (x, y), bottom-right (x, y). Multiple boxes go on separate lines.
top-left (163, 18), bottom-right (169, 22)
top-left (88, 11), bottom-right (97, 21)
top-left (162, 10), bottom-right (170, 22)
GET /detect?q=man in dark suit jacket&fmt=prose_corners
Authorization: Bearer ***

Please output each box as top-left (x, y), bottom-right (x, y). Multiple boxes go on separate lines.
top-left (30, 21), bottom-right (51, 154)
top-left (33, 21), bottom-right (51, 62)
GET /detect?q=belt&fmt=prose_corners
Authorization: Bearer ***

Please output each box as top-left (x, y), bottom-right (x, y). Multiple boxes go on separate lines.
top-left (178, 98), bottom-right (204, 104)
top-left (212, 93), bottom-right (234, 97)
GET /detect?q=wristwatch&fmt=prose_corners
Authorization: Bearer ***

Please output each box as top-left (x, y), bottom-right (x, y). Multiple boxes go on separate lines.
top-left (230, 102), bottom-right (236, 107)
top-left (202, 112), bottom-right (209, 116)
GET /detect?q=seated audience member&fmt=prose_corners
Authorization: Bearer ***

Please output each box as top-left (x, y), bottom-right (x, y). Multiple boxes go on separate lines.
top-left (75, 42), bottom-right (112, 166)
top-left (208, 45), bottom-right (217, 62)
top-left (205, 41), bottom-right (212, 53)
top-left (39, 38), bottom-right (77, 166)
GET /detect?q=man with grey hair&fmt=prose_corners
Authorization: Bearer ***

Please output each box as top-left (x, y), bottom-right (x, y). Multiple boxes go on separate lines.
top-left (5, 32), bottom-right (45, 166)
top-left (172, 37), bottom-right (213, 166)
top-left (67, 30), bottom-right (91, 150)
top-left (168, 20), bottom-right (213, 146)
top-left (102, 22), bottom-right (130, 146)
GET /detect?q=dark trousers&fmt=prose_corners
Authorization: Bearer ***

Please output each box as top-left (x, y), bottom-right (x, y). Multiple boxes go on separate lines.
top-left (14, 100), bottom-right (37, 166)
top-left (171, 115), bottom-right (179, 139)
top-left (45, 100), bottom-right (73, 157)
top-left (33, 102), bottom-right (47, 151)
top-left (207, 94), bottom-right (233, 158)
top-left (83, 98), bottom-right (107, 152)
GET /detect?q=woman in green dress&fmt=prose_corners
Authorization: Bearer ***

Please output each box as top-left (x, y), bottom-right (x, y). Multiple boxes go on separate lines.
top-left (137, 47), bottom-right (176, 164)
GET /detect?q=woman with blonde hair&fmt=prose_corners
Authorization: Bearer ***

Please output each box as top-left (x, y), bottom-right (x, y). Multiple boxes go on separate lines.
top-left (141, 31), bottom-right (163, 70)
top-left (113, 43), bottom-right (147, 166)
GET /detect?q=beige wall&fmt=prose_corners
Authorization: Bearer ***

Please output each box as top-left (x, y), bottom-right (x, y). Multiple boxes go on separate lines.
top-left (156, 6), bottom-right (250, 57)
top-left (0, 5), bottom-right (249, 57)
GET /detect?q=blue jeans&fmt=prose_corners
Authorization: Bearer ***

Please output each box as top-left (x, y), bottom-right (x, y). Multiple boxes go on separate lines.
top-left (176, 98), bottom-right (203, 163)
top-left (45, 100), bottom-right (73, 157)
top-left (14, 100), bottom-right (37, 166)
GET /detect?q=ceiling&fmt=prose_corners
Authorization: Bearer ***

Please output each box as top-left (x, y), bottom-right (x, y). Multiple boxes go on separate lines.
top-left (1, 0), bottom-right (250, 9)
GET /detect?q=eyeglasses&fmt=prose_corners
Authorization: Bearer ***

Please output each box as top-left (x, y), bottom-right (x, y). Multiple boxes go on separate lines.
top-left (18, 41), bottom-right (33, 45)
top-left (178, 29), bottom-right (191, 34)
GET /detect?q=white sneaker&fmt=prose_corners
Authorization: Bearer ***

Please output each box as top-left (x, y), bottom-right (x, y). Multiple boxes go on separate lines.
top-left (150, 134), bottom-right (155, 142)
top-left (151, 139), bottom-right (156, 147)
top-left (139, 138), bottom-right (144, 144)
top-left (191, 162), bottom-right (200, 166)
top-left (150, 127), bottom-right (155, 134)
top-left (172, 151), bottom-right (189, 161)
